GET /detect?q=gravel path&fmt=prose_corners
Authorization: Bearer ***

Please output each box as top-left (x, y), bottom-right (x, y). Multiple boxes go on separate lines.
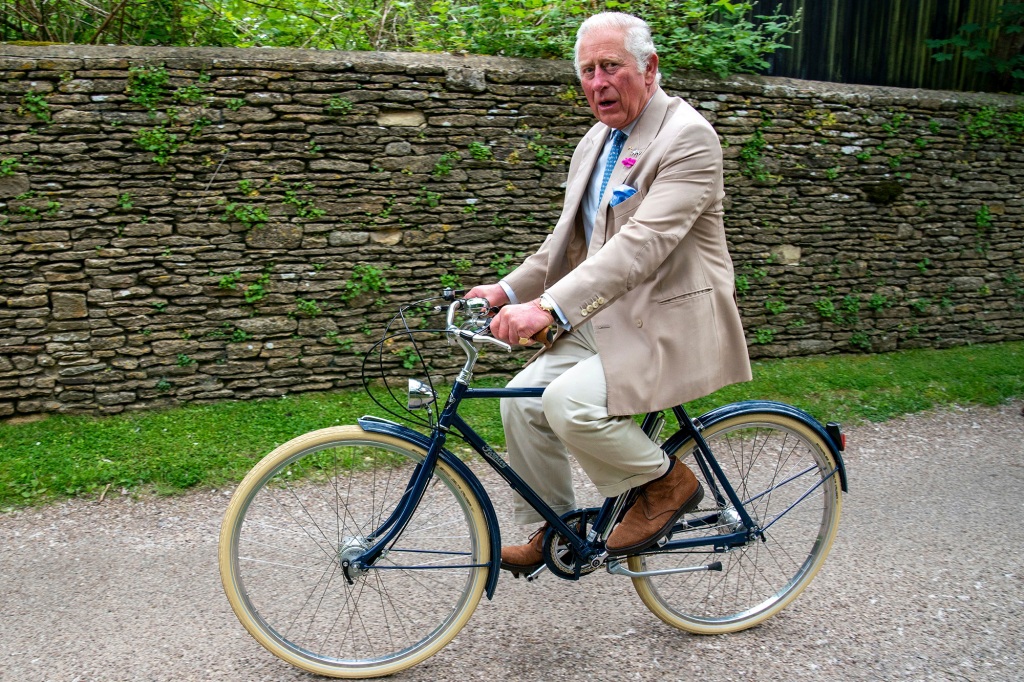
top-left (2, 402), bottom-right (1022, 682)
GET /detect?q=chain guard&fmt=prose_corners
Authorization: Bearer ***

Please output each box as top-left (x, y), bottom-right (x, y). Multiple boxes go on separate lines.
top-left (542, 508), bottom-right (602, 580)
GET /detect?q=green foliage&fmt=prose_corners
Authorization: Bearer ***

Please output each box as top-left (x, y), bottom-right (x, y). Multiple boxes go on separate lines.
top-left (432, 151), bottom-right (460, 178)
top-left (220, 201), bottom-right (269, 230)
top-left (133, 126), bottom-right (182, 165)
top-left (173, 83), bottom-right (206, 104)
top-left (0, 158), bottom-right (19, 176)
top-left (527, 135), bottom-right (554, 166)
top-left (468, 141), bottom-right (493, 160)
top-left (961, 106), bottom-right (1024, 144)
top-left (490, 253), bottom-right (522, 277)
top-left (244, 270), bottom-right (273, 305)
top-left (739, 123), bottom-right (771, 180)
top-left (125, 64), bottom-right (169, 111)
top-left (282, 182), bottom-right (326, 219)
top-left (294, 298), bottom-right (323, 318)
top-left (18, 90), bottom-right (52, 123)
top-left (226, 97), bottom-right (246, 111)
top-left (176, 353), bottom-right (196, 367)
top-left (629, 0), bottom-right (803, 78)
top-left (927, 3), bottom-right (1024, 92)
top-left (764, 298), bottom-right (787, 315)
top-left (218, 270), bottom-right (242, 290)
top-left (325, 96), bottom-right (354, 115)
top-left (3, 1), bottom-right (801, 80)
top-left (752, 327), bottom-right (774, 344)
top-left (116, 193), bottom-right (134, 209)
top-left (440, 258), bottom-right (473, 289)
top-left (976, 204), bottom-right (994, 229)
top-left (341, 264), bottom-right (391, 302)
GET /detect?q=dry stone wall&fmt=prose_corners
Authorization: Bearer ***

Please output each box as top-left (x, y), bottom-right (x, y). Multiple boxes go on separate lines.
top-left (0, 45), bottom-right (1022, 417)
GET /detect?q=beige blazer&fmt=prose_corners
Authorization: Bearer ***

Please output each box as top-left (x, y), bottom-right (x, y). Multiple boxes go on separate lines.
top-left (504, 88), bottom-right (752, 416)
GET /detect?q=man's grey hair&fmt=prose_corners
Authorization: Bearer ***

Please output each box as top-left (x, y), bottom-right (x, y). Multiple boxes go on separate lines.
top-left (573, 12), bottom-right (661, 84)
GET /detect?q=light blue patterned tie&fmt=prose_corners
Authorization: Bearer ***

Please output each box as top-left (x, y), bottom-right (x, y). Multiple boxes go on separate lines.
top-left (598, 129), bottom-right (627, 201)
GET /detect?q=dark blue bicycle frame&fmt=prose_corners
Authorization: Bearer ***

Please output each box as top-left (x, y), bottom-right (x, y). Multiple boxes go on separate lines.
top-left (352, 381), bottom-right (847, 582)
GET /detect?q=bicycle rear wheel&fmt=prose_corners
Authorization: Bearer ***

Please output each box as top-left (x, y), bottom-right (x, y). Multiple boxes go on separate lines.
top-left (219, 426), bottom-right (491, 678)
top-left (630, 411), bottom-right (842, 634)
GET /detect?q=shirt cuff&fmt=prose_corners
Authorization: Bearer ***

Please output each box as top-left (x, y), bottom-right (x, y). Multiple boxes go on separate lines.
top-left (540, 293), bottom-right (571, 330)
top-left (498, 280), bottom-right (518, 305)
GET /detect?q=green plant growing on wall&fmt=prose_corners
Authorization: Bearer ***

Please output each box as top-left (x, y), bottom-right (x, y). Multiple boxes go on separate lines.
top-left (440, 258), bottom-right (473, 289)
top-left (752, 328), bottom-right (775, 344)
top-left (432, 151), bottom-right (460, 178)
top-left (0, 157), bottom-right (18, 176)
top-left (220, 200), bottom-right (268, 230)
top-left (218, 270), bottom-right (242, 290)
top-left (125, 64), bottom-right (169, 111)
top-left (18, 90), bottom-right (51, 123)
top-left (417, 188), bottom-right (442, 207)
top-left (325, 96), bottom-right (353, 115)
top-left (226, 97), bottom-right (246, 111)
top-left (527, 134), bottom-right (553, 166)
top-left (468, 141), bottom-right (493, 160)
top-left (293, 298), bottom-right (323, 318)
top-left (173, 83), bottom-right (206, 104)
top-left (739, 118), bottom-right (772, 181)
top-left (116, 193), bottom-right (134, 209)
top-left (975, 204), bottom-right (993, 228)
top-left (490, 253), bottom-right (522, 277)
top-left (764, 298), bottom-right (787, 315)
top-left (134, 126), bottom-right (182, 165)
top-left (244, 269), bottom-right (273, 305)
top-left (176, 353), bottom-right (196, 367)
top-left (849, 331), bottom-right (872, 351)
top-left (961, 106), bottom-right (1024, 144)
top-left (283, 182), bottom-right (326, 219)
top-left (340, 264), bottom-right (391, 302)
top-left (394, 346), bottom-right (419, 370)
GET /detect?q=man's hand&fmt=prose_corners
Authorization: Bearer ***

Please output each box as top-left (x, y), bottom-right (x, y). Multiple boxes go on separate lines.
top-left (463, 283), bottom-right (509, 309)
top-left (489, 301), bottom-right (554, 347)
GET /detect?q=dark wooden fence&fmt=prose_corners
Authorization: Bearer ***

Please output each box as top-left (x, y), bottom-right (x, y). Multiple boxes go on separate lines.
top-left (754, 0), bottom-right (1011, 91)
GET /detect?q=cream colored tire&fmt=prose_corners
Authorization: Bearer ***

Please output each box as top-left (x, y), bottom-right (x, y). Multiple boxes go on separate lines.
top-left (630, 412), bottom-right (842, 634)
top-left (219, 426), bottom-right (490, 677)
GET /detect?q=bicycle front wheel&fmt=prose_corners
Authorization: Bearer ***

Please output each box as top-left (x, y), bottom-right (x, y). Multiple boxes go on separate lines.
top-left (219, 426), bottom-right (491, 678)
top-left (630, 411), bottom-right (842, 634)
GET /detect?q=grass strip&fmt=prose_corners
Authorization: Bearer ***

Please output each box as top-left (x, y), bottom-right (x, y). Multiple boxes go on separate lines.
top-left (1, 341), bottom-right (1021, 509)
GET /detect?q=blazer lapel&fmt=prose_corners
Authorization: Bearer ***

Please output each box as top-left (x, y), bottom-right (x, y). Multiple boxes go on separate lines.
top-left (589, 89), bottom-right (672, 252)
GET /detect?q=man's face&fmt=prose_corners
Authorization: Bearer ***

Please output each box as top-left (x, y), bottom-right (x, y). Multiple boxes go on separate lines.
top-left (577, 27), bottom-right (658, 129)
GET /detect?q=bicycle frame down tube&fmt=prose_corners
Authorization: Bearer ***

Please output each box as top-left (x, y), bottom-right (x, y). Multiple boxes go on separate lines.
top-left (355, 383), bottom-right (558, 569)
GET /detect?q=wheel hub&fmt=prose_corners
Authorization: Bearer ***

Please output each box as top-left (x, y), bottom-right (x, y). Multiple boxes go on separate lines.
top-left (339, 536), bottom-right (370, 580)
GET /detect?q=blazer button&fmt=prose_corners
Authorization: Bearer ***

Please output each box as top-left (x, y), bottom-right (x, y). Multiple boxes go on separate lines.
top-left (597, 297), bottom-right (606, 305)
top-left (636, 319), bottom-right (643, 327)
top-left (581, 309), bottom-right (589, 317)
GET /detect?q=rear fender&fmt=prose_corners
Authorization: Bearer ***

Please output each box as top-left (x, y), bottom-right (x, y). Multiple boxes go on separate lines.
top-left (664, 400), bottom-right (849, 492)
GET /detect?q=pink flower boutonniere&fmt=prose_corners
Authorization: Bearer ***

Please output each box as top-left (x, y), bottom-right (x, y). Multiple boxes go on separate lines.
top-left (621, 157), bottom-right (636, 168)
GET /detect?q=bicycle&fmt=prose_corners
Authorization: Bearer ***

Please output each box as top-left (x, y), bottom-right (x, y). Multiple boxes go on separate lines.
top-left (218, 292), bottom-right (848, 678)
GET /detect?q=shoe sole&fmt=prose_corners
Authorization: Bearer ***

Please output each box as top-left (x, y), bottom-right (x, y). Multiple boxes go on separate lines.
top-left (499, 560), bottom-right (543, 579)
top-left (605, 483), bottom-right (704, 556)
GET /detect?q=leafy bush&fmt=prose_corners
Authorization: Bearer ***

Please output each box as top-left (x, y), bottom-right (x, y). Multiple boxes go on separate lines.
top-left (928, 3), bottom-right (1023, 93)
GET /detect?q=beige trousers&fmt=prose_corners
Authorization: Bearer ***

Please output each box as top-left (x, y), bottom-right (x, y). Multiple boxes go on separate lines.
top-left (500, 322), bottom-right (670, 525)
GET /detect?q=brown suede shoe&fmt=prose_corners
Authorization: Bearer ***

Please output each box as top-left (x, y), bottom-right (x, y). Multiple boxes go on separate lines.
top-left (605, 457), bottom-right (703, 555)
top-left (500, 524), bottom-right (548, 577)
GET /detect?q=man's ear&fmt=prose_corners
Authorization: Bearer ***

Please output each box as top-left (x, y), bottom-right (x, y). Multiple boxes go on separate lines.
top-left (645, 53), bottom-right (659, 85)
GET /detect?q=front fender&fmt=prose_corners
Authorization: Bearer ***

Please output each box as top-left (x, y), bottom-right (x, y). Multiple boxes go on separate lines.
top-left (357, 416), bottom-right (502, 599)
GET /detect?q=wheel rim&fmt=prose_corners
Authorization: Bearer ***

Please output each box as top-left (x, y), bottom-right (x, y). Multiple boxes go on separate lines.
top-left (222, 431), bottom-right (488, 676)
top-left (631, 415), bottom-right (841, 632)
